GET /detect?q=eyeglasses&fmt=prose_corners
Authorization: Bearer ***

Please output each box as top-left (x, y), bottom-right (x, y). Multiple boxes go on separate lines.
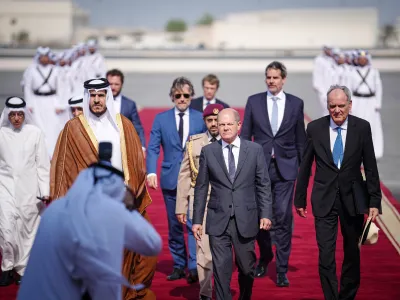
top-left (174, 93), bottom-right (190, 99)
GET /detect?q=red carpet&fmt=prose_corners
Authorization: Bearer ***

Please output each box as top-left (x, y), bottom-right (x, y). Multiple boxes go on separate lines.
top-left (1, 108), bottom-right (399, 300)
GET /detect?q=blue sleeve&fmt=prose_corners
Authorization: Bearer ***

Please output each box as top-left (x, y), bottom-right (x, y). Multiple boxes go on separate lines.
top-left (146, 115), bottom-right (162, 174)
top-left (131, 101), bottom-right (146, 147)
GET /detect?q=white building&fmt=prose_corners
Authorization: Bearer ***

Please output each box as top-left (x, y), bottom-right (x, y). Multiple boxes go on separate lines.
top-left (0, 0), bottom-right (89, 46)
top-left (209, 7), bottom-right (378, 49)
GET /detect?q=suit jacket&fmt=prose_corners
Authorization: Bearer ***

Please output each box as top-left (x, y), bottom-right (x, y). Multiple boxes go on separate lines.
top-left (190, 97), bottom-right (230, 112)
top-left (176, 133), bottom-right (211, 219)
top-left (241, 92), bottom-right (306, 181)
top-left (294, 115), bottom-right (382, 218)
top-left (146, 108), bottom-right (206, 190)
top-left (120, 95), bottom-right (146, 147)
top-left (193, 139), bottom-right (272, 238)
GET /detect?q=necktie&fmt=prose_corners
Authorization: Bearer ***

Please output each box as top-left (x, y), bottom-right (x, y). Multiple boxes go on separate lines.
top-left (271, 96), bottom-right (279, 135)
top-left (227, 144), bottom-right (236, 182)
top-left (178, 112), bottom-right (184, 146)
top-left (206, 100), bottom-right (210, 107)
top-left (211, 136), bottom-right (217, 143)
top-left (332, 127), bottom-right (344, 168)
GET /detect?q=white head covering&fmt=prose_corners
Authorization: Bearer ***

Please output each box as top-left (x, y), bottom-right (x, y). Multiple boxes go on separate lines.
top-left (86, 39), bottom-right (98, 50)
top-left (56, 161), bottom-right (144, 291)
top-left (34, 46), bottom-right (51, 64)
top-left (68, 94), bottom-right (84, 119)
top-left (0, 96), bottom-right (36, 129)
top-left (83, 78), bottom-right (119, 131)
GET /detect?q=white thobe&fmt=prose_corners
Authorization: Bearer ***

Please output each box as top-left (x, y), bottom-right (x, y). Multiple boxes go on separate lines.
top-left (0, 124), bottom-right (50, 275)
top-left (85, 52), bottom-right (107, 79)
top-left (23, 64), bottom-right (65, 157)
top-left (88, 113), bottom-right (123, 171)
top-left (348, 65), bottom-right (383, 159)
top-left (18, 194), bottom-right (162, 300)
top-left (313, 54), bottom-right (334, 116)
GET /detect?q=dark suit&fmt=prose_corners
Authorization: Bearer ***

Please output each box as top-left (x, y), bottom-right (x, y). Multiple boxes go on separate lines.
top-left (241, 91), bottom-right (306, 274)
top-left (120, 95), bottom-right (146, 147)
top-left (190, 97), bottom-right (230, 112)
top-left (294, 115), bottom-right (381, 300)
top-left (193, 138), bottom-right (272, 300)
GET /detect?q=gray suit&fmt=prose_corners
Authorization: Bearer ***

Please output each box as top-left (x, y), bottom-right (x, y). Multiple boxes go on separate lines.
top-left (193, 138), bottom-right (272, 300)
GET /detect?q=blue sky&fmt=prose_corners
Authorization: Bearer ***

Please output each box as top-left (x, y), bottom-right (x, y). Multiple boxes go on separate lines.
top-left (75, 0), bottom-right (400, 29)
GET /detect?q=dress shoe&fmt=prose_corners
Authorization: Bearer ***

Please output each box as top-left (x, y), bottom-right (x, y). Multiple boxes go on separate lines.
top-left (15, 275), bottom-right (22, 285)
top-left (200, 295), bottom-right (212, 300)
top-left (0, 271), bottom-right (14, 286)
top-left (187, 270), bottom-right (199, 284)
top-left (255, 263), bottom-right (268, 277)
top-left (276, 273), bottom-right (289, 287)
top-left (166, 268), bottom-right (185, 281)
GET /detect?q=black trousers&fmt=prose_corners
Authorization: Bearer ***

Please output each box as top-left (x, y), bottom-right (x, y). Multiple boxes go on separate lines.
top-left (209, 216), bottom-right (256, 300)
top-left (257, 158), bottom-right (295, 273)
top-left (314, 195), bottom-right (364, 300)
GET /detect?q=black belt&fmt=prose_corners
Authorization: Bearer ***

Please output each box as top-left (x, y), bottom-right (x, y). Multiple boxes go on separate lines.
top-left (33, 90), bottom-right (56, 96)
top-left (353, 92), bottom-right (375, 98)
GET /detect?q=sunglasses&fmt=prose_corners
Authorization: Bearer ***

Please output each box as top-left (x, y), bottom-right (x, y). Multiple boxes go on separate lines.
top-left (174, 93), bottom-right (190, 99)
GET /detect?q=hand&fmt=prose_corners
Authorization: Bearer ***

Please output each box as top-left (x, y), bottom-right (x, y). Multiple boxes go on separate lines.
top-left (147, 175), bottom-right (158, 190)
top-left (176, 214), bottom-right (187, 224)
top-left (41, 196), bottom-right (50, 205)
top-left (260, 218), bottom-right (272, 230)
top-left (369, 207), bottom-right (379, 221)
top-left (296, 207), bottom-right (307, 218)
top-left (192, 224), bottom-right (203, 241)
top-left (55, 109), bottom-right (65, 114)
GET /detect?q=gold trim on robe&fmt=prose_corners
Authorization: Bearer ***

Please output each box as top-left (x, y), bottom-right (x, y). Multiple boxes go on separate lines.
top-left (116, 113), bottom-right (130, 184)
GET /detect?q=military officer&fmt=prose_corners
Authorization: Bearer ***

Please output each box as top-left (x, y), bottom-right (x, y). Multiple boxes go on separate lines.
top-left (175, 103), bottom-right (223, 300)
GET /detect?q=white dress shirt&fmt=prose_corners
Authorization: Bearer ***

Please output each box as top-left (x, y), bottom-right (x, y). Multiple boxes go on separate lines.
top-left (221, 136), bottom-right (240, 171)
top-left (267, 90), bottom-right (286, 133)
top-left (203, 97), bottom-right (216, 111)
top-left (88, 112), bottom-right (122, 171)
top-left (113, 94), bottom-right (122, 114)
top-left (329, 117), bottom-right (348, 169)
top-left (175, 107), bottom-right (190, 148)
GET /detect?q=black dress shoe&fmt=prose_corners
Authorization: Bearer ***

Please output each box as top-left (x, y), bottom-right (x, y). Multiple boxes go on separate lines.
top-left (255, 263), bottom-right (268, 278)
top-left (0, 271), bottom-right (14, 286)
top-left (166, 268), bottom-right (185, 281)
top-left (200, 295), bottom-right (212, 300)
top-left (276, 273), bottom-right (289, 287)
top-left (187, 270), bottom-right (199, 284)
top-left (15, 275), bottom-right (22, 286)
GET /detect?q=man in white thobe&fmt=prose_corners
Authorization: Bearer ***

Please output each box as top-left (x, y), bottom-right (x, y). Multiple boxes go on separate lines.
top-left (0, 97), bottom-right (50, 286)
top-left (347, 50), bottom-right (384, 159)
top-left (18, 156), bottom-right (162, 300)
top-left (23, 47), bottom-right (66, 157)
top-left (85, 39), bottom-right (107, 79)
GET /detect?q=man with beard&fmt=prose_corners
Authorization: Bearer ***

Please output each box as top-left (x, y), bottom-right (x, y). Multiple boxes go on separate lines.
top-left (0, 97), bottom-right (50, 286)
top-left (175, 104), bottom-right (223, 300)
top-left (50, 78), bottom-right (157, 300)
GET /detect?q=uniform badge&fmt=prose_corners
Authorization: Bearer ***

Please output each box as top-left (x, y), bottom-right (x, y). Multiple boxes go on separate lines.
top-left (213, 108), bottom-right (219, 114)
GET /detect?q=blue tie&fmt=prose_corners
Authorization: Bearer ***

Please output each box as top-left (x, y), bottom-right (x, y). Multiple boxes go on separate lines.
top-left (332, 127), bottom-right (343, 168)
top-left (271, 96), bottom-right (278, 136)
top-left (227, 144), bottom-right (236, 182)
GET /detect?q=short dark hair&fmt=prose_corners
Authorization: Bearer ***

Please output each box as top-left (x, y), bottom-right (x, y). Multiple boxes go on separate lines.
top-left (265, 61), bottom-right (287, 79)
top-left (169, 77), bottom-right (195, 97)
top-left (106, 69), bottom-right (124, 84)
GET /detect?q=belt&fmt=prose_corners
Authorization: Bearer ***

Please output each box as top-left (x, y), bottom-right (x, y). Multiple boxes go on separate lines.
top-left (33, 90), bottom-right (56, 96)
top-left (353, 92), bottom-right (375, 98)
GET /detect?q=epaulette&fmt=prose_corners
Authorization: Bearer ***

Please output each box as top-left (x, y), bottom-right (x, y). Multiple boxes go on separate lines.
top-left (189, 133), bottom-right (206, 141)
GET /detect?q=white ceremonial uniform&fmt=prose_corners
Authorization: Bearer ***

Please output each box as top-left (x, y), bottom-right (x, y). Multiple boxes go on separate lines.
top-left (0, 124), bottom-right (50, 275)
top-left (313, 54), bottom-right (335, 116)
top-left (85, 51), bottom-right (107, 79)
top-left (24, 63), bottom-right (65, 157)
top-left (348, 65), bottom-right (383, 159)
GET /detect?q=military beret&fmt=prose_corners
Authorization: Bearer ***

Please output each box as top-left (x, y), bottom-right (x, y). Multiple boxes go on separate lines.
top-left (203, 103), bottom-right (224, 118)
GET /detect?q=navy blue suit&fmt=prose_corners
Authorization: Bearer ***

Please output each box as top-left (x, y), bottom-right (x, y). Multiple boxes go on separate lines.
top-left (190, 97), bottom-right (230, 112)
top-left (147, 107), bottom-right (206, 271)
top-left (241, 91), bottom-right (306, 274)
top-left (120, 95), bottom-right (146, 147)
